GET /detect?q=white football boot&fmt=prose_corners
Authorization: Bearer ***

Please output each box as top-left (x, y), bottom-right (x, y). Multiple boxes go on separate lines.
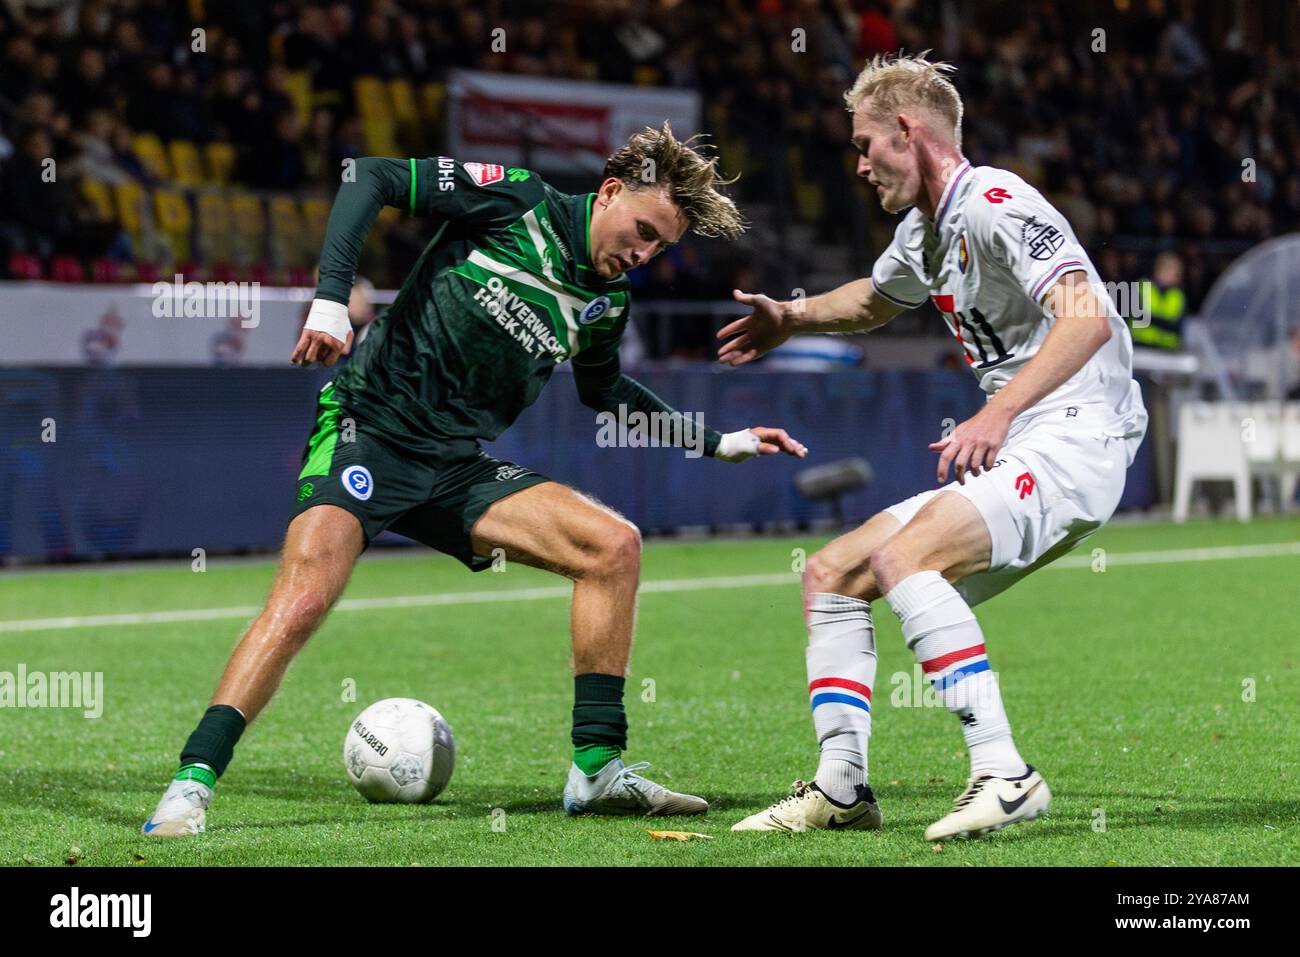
top-left (924, 765), bottom-right (1051, 841)
top-left (563, 758), bottom-right (708, 816)
top-left (731, 780), bottom-right (883, 833)
top-left (141, 775), bottom-right (213, 837)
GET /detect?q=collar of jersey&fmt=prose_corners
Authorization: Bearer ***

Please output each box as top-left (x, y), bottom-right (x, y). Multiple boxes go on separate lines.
top-left (932, 159), bottom-right (973, 234)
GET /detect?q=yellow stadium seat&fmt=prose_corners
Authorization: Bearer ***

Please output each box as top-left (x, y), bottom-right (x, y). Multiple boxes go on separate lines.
top-left (355, 76), bottom-right (392, 119)
top-left (361, 116), bottom-right (399, 157)
top-left (300, 197), bottom-right (330, 246)
top-left (196, 191), bottom-right (232, 263)
top-left (228, 192), bottom-right (266, 262)
top-left (113, 180), bottom-right (147, 242)
top-left (389, 79), bottom-right (418, 124)
top-left (418, 82), bottom-right (445, 124)
top-left (355, 76), bottom-right (398, 155)
top-left (794, 180), bottom-right (824, 223)
top-left (168, 140), bottom-right (204, 186)
top-left (154, 187), bottom-right (193, 261)
top-left (268, 194), bottom-right (307, 266)
top-left (133, 133), bottom-right (172, 181)
top-left (204, 142), bottom-right (237, 185)
top-left (283, 69), bottom-right (314, 127)
top-left (80, 178), bottom-right (115, 221)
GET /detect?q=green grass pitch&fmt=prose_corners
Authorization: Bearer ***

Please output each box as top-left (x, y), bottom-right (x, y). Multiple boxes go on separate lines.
top-left (1, 517), bottom-right (1296, 866)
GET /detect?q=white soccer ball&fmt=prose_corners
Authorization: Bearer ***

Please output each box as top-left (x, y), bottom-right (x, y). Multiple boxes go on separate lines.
top-left (343, 697), bottom-right (455, 803)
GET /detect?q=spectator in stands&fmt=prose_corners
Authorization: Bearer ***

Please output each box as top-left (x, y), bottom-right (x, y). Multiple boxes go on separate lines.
top-left (1133, 252), bottom-right (1188, 352)
top-left (58, 46), bottom-right (116, 124)
top-left (0, 0), bottom-right (1295, 299)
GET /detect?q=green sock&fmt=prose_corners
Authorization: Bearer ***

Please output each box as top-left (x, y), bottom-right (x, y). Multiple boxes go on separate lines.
top-left (573, 743), bottom-right (622, 775)
top-left (173, 762), bottom-right (217, 789)
top-left (572, 673), bottom-right (626, 774)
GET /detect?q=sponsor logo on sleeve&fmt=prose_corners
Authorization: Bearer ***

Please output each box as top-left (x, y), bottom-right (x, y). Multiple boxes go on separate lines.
top-left (1022, 215), bottom-right (1065, 260)
top-left (463, 162), bottom-right (505, 187)
top-left (579, 295), bottom-right (611, 325)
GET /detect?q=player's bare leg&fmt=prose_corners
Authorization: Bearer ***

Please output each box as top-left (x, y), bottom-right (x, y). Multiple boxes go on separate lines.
top-left (871, 491), bottom-right (1050, 840)
top-left (471, 481), bottom-right (707, 816)
top-left (211, 506), bottom-right (364, 719)
top-left (143, 506), bottom-right (364, 836)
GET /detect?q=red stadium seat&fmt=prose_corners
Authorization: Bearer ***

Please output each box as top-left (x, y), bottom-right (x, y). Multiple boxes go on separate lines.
top-left (288, 265), bottom-right (312, 287)
top-left (8, 252), bottom-right (44, 280)
top-left (210, 261), bottom-right (237, 283)
top-left (134, 260), bottom-right (162, 283)
top-left (90, 257), bottom-right (122, 283)
top-left (50, 256), bottom-right (87, 283)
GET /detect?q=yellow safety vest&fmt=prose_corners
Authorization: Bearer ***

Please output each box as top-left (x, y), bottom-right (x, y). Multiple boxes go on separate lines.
top-left (1131, 279), bottom-right (1185, 350)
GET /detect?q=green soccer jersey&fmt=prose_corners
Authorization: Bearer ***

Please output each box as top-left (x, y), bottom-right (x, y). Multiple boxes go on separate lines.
top-left (313, 157), bottom-right (722, 457)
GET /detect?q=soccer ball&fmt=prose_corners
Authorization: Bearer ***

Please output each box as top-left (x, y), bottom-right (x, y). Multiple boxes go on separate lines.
top-left (343, 697), bottom-right (456, 803)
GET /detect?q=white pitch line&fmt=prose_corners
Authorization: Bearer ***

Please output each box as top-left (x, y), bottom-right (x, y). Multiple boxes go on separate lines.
top-left (0, 542), bottom-right (1296, 634)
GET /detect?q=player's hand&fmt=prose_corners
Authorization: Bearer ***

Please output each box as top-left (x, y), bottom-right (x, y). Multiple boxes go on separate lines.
top-left (716, 289), bottom-right (795, 366)
top-left (716, 427), bottom-right (808, 463)
top-left (290, 327), bottom-right (354, 367)
top-left (929, 405), bottom-right (1012, 485)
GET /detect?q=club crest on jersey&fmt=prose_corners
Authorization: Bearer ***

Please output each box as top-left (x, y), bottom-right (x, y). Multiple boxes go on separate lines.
top-left (1021, 215), bottom-right (1065, 261)
top-left (579, 295), bottom-right (611, 325)
top-left (463, 162), bottom-right (504, 187)
top-left (341, 465), bottom-right (374, 501)
top-left (958, 234), bottom-right (969, 274)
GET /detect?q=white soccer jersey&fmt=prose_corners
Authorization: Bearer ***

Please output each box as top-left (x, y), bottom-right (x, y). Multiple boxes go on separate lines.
top-left (871, 161), bottom-right (1146, 439)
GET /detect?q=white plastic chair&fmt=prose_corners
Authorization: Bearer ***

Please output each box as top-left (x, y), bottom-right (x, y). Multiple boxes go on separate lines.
top-left (1280, 402), bottom-right (1300, 510)
top-left (1173, 402), bottom-right (1251, 522)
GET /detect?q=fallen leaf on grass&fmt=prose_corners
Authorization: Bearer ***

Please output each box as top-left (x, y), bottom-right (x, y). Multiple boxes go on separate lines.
top-left (646, 830), bottom-right (713, 842)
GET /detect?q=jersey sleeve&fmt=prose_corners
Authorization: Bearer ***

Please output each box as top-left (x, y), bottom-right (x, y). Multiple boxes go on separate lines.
top-left (869, 222), bottom-right (928, 309)
top-left (571, 315), bottom-right (724, 458)
top-left (412, 157), bottom-right (543, 226)
top-left (314, 157), bottom-right (542, 306)
top-left (965, 185), bottom-right (1089, 305)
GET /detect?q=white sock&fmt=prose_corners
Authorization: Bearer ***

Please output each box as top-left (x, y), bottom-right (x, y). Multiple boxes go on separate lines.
top-left (884, 570), bottom-right (1027, 779)
top-left (806, 592), bottom-right (875, 803)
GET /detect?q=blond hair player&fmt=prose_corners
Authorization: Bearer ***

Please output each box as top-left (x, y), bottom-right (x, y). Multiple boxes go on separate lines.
top-left (722, 53), bottom-right (1147, 840)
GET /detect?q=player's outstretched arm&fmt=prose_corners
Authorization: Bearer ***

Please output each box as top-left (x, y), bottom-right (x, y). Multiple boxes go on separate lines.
top-left (573, 347), bottom-right (807, 462)
top-left (930, 270), bottom-right (1113, 484)
top-left (716, 280), bottom-right (905, 366)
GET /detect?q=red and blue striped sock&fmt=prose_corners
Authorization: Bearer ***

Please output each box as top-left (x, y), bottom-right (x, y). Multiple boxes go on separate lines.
top-left (885, 570), bottom-right (1027, 778)
top-left (806, 592), bottom-right (876, 803)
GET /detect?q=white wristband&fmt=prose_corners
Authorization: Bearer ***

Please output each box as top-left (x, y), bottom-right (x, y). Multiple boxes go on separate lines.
top-left (715, 429), bottom-right (761, 463)
top-left (304, 298), bottom-right (351, 347)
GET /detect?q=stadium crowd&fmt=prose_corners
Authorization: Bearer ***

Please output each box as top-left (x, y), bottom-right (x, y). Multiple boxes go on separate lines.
top-left (0, 0), bottom-right (1297, 317)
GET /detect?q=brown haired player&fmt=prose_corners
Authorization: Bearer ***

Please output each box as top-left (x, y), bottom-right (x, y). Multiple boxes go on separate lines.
top-left (143, 123), bottom-right (806, 836)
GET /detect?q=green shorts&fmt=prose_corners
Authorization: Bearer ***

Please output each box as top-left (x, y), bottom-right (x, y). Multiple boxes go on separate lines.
top-left (289, 383), bottom-right (550, 570)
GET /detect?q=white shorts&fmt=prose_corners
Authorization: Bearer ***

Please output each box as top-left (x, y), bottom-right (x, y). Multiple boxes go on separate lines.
top-left (884, 403), bottom-right (1143, 607)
